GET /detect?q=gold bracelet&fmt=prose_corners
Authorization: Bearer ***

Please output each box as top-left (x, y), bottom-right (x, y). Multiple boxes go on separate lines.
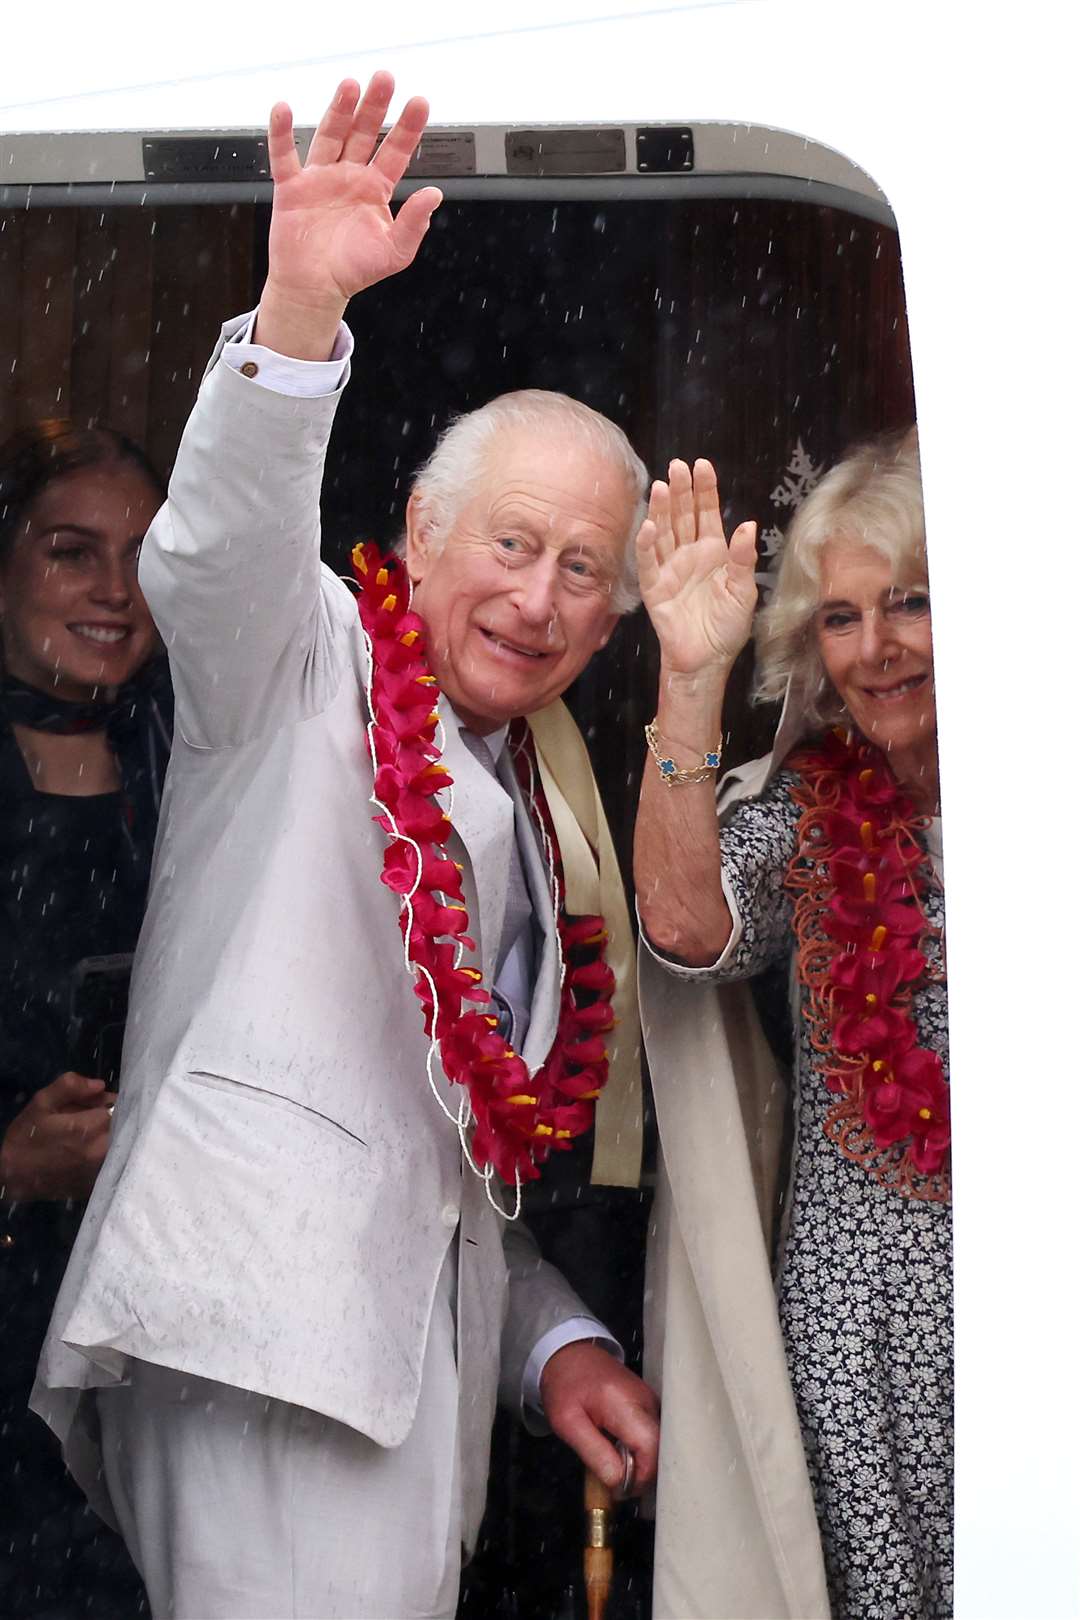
top-left (644, 720), bottom-right (722, 786)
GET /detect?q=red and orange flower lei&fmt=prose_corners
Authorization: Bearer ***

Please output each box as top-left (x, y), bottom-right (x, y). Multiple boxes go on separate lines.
top-left (785, 726), bottom-right (950, 1202)
top-left (350, 542), bottom-right (616, 1200)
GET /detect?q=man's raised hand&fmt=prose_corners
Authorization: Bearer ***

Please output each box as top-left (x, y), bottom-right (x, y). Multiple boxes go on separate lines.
top-left (636, 458), bottom-right (759, 676)
top-left (257, 73), bottom-right (443, 360)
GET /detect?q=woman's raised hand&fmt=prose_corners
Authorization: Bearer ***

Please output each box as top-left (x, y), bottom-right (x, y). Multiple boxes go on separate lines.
top-left (258, 73), bottom-right (442, 358)
top-left (636, 459), bottom-right (758, 676)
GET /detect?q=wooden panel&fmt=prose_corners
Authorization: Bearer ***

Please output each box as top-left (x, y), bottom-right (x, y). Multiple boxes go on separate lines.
top-left (145, 208), bottom-right (199, 478)
top-left (142, 205), bottom-right (256, 477)
top-left (225, 204), bottom-right (255, 323)
top-left (2, 202), bottom-right (259, 471)
top-left (70, 207), bottom-right (119, 430)
top-left (17, 208), bottom-right (77, 424)
top-left (106, 210), bottom-right (155, 445)
top-left (0, 211), bottom-right (25, 446)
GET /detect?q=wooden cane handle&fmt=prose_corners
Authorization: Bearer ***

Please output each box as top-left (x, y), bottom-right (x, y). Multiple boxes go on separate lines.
top-left (585, 1469), bottom-right (614, 1513)
top-left (584, 1469), bottom-right (615, 1620)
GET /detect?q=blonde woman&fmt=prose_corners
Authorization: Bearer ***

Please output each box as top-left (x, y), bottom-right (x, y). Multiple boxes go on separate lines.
top-left (635, 433), bottom-right (950, 1619)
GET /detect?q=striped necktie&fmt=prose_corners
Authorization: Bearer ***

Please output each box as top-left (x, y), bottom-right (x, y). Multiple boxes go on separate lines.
top-left (459, 728), bottom-right (537, 1043)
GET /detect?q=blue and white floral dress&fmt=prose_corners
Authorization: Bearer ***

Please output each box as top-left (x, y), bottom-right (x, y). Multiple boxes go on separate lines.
top-left (658, 764), bottom-right (952, 1620)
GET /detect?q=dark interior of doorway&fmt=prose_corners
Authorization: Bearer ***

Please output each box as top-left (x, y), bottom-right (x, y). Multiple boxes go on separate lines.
top-left (259, 192), bottom-right (913, 1620)
top-left (4, 184), bottom-right (914, 1620)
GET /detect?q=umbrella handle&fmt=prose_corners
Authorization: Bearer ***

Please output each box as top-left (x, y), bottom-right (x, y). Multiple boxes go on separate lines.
top-left (584, 1468), bottom-right (615, 1620)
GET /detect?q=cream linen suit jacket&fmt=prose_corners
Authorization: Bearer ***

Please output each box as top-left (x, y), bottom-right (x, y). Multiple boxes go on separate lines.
top-left (33, 319), bottom-right (591, 1550)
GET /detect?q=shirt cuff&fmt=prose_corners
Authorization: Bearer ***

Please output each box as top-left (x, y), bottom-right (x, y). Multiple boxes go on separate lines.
top-left (523, 1316), bottom-right (623, 1416)
top-left (220, 309), bottom-right (353, 397)
top-left (636, 869), bottom-right (745, 978)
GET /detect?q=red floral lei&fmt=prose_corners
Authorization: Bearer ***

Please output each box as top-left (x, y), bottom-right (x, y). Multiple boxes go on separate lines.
top-left (784, 726), bottom-right (950, 1202)
top-left (350, 542), bottom-right (616, 1193)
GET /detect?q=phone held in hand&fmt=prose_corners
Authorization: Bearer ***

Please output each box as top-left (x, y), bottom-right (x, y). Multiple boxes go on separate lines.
top-left (67, 953), bottom-right (134, 1091)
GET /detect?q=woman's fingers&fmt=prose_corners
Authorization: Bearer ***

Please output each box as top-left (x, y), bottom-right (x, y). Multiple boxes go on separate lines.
top-left (305, 79), bottom-right (363, 168)
top-left (634, 515), bottom-right (657, 559)
top-left (668, 459), bottom-right (696, 548)
top-left (646, 480), bottom-right (675, 568)
top-left (709, 522), bottom-right (759, 624)
top-left (63, 1103), bottom-right (112, 1147)
top-left (693, 458), bottom-right (727, 543)
top-left (267, 101), bottom-right (302, 185)
top-left (644, 462), bottom-right (753, 606)
top-left (728, 520), bottom-right (759, 575)
top-left (39, 1070), bottom-right (107, 1111)
top-left (634, 519), bottom-right (663, 597)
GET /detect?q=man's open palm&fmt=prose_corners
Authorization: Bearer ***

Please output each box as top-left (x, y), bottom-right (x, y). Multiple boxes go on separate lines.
top-left (263, 74), bottom-right (441, 341)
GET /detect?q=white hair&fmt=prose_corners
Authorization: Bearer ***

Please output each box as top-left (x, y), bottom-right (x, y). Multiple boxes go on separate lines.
top-left (754, 427), bottom-right (925, 725)
top-left (407, 389), bottom-right (648, 613)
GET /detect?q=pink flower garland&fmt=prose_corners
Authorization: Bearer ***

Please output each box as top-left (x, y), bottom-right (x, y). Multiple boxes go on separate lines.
top-left (351, 542), bottom-right (616, 1187)
top-left (785, 727), bottom-right (950, 1201)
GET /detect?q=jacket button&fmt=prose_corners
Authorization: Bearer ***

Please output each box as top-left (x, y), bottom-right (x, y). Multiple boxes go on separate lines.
top-left (441, 1203), bottom-right (459, 1229)
top-left (239, 361), bottom-right (259, 378)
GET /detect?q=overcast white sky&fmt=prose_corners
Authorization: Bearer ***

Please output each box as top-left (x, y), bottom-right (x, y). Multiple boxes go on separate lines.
top-left (1, 1), bottom-right (753, 130)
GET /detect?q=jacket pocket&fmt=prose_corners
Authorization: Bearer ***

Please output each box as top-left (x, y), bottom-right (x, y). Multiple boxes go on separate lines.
top-left (184, 1069), bottom-right (367, 1150)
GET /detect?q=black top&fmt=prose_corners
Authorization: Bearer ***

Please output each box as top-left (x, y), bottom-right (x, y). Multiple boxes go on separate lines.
top-left (1, 782), bottom-right (148, 1113)
top-left (0, 659), bottom-right (171, 1618)
top-left (0, 657), bottom-right (172, 1291)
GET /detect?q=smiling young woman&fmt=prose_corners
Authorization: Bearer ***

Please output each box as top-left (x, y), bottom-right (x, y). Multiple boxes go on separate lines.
top-left (0, 420), bottom-right (170, 1618)
top-left (2, 464), bottom-right (159, 696)
top-left (0, 426), bottom-right (165, 791)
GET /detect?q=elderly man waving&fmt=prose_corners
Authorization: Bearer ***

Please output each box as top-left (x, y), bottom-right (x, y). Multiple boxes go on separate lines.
top-left (33, 74), bottom-right (658, 1620)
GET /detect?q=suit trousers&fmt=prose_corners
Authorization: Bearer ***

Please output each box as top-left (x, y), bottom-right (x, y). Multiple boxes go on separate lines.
top-left (96, 1252), bottom-right (462, 1619)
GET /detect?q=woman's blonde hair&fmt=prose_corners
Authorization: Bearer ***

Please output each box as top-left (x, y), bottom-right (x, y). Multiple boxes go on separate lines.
top-left (753, 427), bottom-right (925, 724)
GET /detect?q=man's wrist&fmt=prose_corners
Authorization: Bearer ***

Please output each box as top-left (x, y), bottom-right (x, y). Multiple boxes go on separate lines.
top-left (253, 280), bottom-right (348, 362)
top-left (524, 1318), bottom-right (622, 1418)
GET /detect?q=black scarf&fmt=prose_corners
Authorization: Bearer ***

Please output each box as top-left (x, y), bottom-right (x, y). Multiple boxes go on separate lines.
top-left (0, 660), bottom-right (174, 854)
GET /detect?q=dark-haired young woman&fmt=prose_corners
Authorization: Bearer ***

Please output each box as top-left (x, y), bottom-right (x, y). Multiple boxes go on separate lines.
top-left (0, 421), bottom-right (170, 1617)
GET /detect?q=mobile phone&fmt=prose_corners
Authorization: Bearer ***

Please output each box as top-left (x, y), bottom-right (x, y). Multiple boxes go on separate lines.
top-left (67, 953), bottom-right (134, 1090)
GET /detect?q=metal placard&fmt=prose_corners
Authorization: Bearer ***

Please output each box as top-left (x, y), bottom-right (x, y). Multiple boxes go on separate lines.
top-left (407, 132), bottom-right (477, 177)
top-left (636, 126), bottom-right (695, 173)
top-left (143, 137), bottom-right (269, 182)
top-left (505, 128), bottom-right (626, 177)
top-left (372, 129), bottom-right (477, 177)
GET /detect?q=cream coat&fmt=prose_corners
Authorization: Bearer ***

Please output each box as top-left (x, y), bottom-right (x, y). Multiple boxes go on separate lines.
top-left (32, 320), bottom-right (595, 1552)
top-left (641, 715), bottom-right (833, 1620)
